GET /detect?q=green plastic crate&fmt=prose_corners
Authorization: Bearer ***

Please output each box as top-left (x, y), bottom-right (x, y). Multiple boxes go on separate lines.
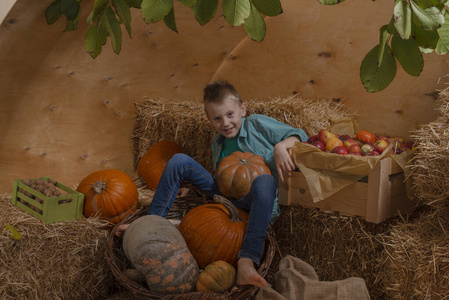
top-left (12, 177), bottom-right (84, 224)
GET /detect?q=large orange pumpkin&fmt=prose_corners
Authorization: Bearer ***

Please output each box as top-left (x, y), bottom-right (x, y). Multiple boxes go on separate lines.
top-left (178, 195), bottom-right (249, 269)
top-left (137, 140), bottom-right (183, 190)
top-left (76, 169), bottom-right (138, 224)
top-left (215, 151), bottom-right (271, 199)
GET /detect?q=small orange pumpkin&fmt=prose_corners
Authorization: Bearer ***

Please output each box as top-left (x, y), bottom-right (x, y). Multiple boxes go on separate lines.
top-left (76, 169), bottom-right (138, 224)
top-left (215, 151), bottom-right (271, 199)
top-left (196, 260), bottom-right (236, 293)
top-left (178, 195), bottom-right (248, 269)
top-left (137, 140), bottom-right (183, 190)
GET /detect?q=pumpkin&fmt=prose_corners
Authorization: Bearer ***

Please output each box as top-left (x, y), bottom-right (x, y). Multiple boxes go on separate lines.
top-left (122, 215), bottom-right (199, 295)
top-left (215, 151), bottom-right (271, 199)
top-left (178, 195), bottom-right (249, 269)
top-left (76, 169), bottom-right (138, 224)
top-left (196, 260), bottom-right (236, 293)
top-left (137, 140), bottom-right (183, 190)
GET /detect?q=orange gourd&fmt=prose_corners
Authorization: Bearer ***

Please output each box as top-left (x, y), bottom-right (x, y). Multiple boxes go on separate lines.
top-left (215, 151), bottom-right (271, 199)
top-left (137, 140), bottom-right (183, 190)
top-left (178, 195), bottom-right (249, 269)
top-left (76, 169), bottom-right (138, 224)
top-left (196, 260), bottom-right (236, 293)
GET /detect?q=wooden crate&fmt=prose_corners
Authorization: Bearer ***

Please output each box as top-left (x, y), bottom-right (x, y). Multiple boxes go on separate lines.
top-left (279, 157), bottom-right (418, 223)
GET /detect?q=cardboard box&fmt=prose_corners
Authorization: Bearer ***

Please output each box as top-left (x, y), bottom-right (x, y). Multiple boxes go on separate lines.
top-left (279, 157), bottom-right (418, 223)
top-left (12, 177), bottom-right (84, 224)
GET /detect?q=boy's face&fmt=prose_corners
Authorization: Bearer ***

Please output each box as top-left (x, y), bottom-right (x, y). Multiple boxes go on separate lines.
top-left (205, 95), bottom-right (246, 139)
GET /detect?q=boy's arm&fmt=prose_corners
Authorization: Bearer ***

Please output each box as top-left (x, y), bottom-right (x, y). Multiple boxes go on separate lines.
top-left (274, 136), bottom-right (300, 182)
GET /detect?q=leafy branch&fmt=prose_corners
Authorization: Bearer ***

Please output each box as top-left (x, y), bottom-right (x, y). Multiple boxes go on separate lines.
top-left (321, 0), bottom-right (449, 92)
top-left (46, 0), bottom-right (282, 59)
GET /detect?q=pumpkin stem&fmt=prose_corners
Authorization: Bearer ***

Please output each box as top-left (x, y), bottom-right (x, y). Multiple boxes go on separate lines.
top-left (93, 181), bottom-right (107, 194)
top-left (213, 195), bottom-right (241, 222)
top-left (238, 158), bottom-right (249, 165)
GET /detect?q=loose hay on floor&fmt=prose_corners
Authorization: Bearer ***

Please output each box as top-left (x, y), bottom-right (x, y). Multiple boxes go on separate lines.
top-left (0, 194), bottom-right (116, 300)
top-left (134, 95), bottom-right (352, 172)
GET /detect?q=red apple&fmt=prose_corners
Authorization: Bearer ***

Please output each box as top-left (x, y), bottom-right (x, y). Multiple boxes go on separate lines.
top-left (312, 141), bottom-right (326, 151)
top-left (331, 146), bottom-right (348, 155)
top-left (349, 152), bottom-right (363, 156)
top-left (308, 135), bottom-right (319, 143)
top-left (348, 144), bottom-right (362, 154)
top-left (343, 139), bottom-right (358, 149)
top-left (374, 140), bottom-right (389, 153)
top-left (364, 150), bottom-right (380, 156)
top-left (318, 129), bottom-right (336, 145)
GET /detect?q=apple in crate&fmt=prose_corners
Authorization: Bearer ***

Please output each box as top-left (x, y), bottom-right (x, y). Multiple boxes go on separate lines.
top-left (326, 138), bottom-right (343, 152)
top-left (318, 129), bottom-right (336, 144)
top-left (343, 139), bottom-right (358, 149)
top-left (312, 141), bottom-right (325, 151)
top-left (331, 146), bottom-right (348, 155)
top-left (361, 144), bottom-right (374, 155)
top-left (348, 144), bottom-right (362, 154)
top-left (308, 135), bottom-right (319, 143)
top-left (338, 135), bottom-right (352, 143)
top-left (349, 152), bottom-right (363, 156)
top-left (374, 139), bottom-right (389, 153)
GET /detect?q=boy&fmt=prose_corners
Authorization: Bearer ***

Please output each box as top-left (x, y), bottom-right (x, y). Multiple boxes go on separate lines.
top-left (118, 80), bottom-right (308, 288)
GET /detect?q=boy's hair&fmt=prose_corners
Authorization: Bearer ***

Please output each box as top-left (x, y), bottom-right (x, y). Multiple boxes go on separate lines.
top-left (203, 80), bottom-right (242, 105)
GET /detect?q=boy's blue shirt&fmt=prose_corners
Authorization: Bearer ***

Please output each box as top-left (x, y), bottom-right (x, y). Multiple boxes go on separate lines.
top-left (211, 114), bottom-right (308, 223)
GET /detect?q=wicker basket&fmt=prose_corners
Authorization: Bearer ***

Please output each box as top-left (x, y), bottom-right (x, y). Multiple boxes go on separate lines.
top-left (105, 195), bottom-right (276, 300)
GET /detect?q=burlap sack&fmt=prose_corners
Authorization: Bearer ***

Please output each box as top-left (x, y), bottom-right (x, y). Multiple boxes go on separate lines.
top-left (256, 255), bottom-right (371, 300)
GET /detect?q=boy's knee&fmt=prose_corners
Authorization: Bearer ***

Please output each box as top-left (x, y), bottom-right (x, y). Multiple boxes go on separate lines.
top-left (167, 153), bottom-right (190, 165)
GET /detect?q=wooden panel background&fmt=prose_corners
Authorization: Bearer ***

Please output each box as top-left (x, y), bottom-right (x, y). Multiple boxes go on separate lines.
top-left (0, 0), bottom-right (447, 193)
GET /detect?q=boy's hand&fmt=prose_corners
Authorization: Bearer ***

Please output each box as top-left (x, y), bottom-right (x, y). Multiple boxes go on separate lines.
top-left (274, 136), bottom-right (300, 182)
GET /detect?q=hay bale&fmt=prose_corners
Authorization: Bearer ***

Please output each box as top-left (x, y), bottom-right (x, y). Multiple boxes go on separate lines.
top-left (133, 95), bottom-right (350, 172)
top-left (271, 205), bottom-right (398, 300)
top-left (410, 88), bottom-right (449, 210)
top-left (0, 194), bottom-right (116, 300)
top-left (377, 206), bottom-right (449, 299)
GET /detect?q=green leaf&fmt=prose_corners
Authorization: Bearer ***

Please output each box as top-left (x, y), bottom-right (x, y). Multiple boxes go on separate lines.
top-left (410, 0), bottom-right (444, 31)
top-left (141, 0), bottom-right (173, 23)
top-left (413, 21), bottom-right (439, 49)
top-left (391, 34), bottom-right (423, 76)
top-left (64, 5), bottom-right (81, 31)
top-left (317, 0), bottom-right (345, 5)
top-left (104, 7), bottom-right (123, 54)
top-left (436, 13), bottom-right (449, 54)
top-left (164, 6), bottom-right (178, 32)
top-left (223, 0), bottom-right (251, 27)
top-left (85, 25), bottom-right (107, 58)
top-left (244, 3), bottom-right (266, 41)
top-left (113, 0), bottom-right (132, 37)
top-left (192, 0), bottom-right (218, 26)
top-left (61, 0), bottom-right (80, 20)
top-left (46, 0), bottom-right (63, 25)
top-left (124, 0), bottom-right (143, 8)
top-left (360, 44), bottom-right (397, 93)
top-left (88, 0), bottom-right (109, 24)
top-left (178, 0), bottom-right (197, 7)
top-left (378, 25), bottom-right (389, 67)
top-left (394, 0), bottom-right (412, 39)
top-left (252, 0), bottom-right (282, 17)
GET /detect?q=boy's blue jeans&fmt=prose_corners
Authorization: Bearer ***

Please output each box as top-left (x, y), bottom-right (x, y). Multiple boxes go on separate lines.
top-left (147, 153), bottom-right (277, 266)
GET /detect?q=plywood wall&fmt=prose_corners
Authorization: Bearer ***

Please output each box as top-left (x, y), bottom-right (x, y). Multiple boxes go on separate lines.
top-left (0, 0), bottom-right (447, 193)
